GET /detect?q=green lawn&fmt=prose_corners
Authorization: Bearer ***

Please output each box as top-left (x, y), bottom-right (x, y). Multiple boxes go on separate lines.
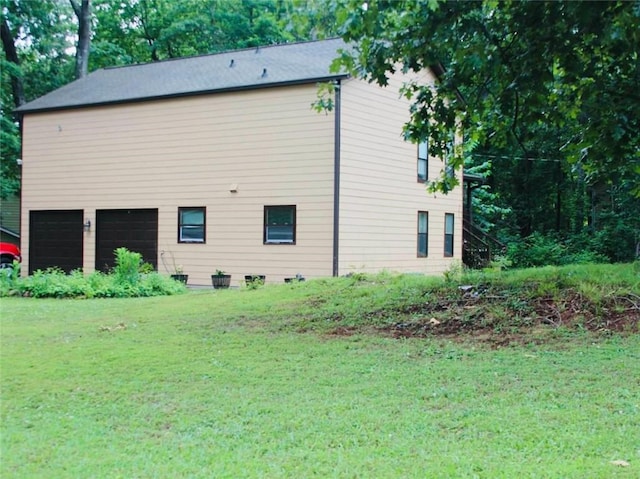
top-left (1, 269), bottom-right (639, 478)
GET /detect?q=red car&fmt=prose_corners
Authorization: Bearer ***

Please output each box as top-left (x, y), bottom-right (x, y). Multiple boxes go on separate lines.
top-left (0, 242), bottom-right (21, 269)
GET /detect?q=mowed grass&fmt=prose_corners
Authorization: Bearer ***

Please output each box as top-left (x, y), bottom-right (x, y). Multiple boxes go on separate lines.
top-left (1, 265), bottom-right (639, 478)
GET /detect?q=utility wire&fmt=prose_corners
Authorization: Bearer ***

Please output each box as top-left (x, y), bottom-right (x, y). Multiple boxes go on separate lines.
top-left (471, 153), bottom-right (562, 163)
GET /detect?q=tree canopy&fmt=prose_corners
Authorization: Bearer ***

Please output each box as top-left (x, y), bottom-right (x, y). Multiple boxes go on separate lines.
top-left (331, 0), bottom-right (640, 195)
top-left (1, 0), bottom-right (637, 261)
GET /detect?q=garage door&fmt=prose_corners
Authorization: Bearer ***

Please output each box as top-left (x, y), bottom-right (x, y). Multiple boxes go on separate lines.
top-left (95, 209), bottom-right (158, 272)
top-left (29, 210), bottom-right (84, 274)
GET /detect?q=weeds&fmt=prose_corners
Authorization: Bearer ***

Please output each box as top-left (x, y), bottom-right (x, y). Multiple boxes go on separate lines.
top-left (0, 248), bottom-right (185, 298)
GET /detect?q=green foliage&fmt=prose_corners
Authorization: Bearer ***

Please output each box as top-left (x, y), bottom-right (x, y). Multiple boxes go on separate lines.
top-left (0, 248), bottom-right (185, 298)
top-left (486, 254), bottom-right (512, 272)
top-left (139, 262), bottom-right (155, 274)
top-left (311, 81), bottom-right (336, 113)
top-left (332, 0), bottom-right (640, 193)
top-left (505, 224), bottom-right (638, 268)
top-left (244, 275), bottom-right (265, 290)
top-left (91, 0), bottom-right (317, 64)
top-left (506, 232), bottom-right (609, 268)
top-left (113, 247), bottom-right (142, 285)
top-left (464, 159), bottom-right (513, 234)
top-left (0, 95), bottom-right (21, 198)
top-left (25, 268), bottom-right (90, 298)
top-left (329, 0), bottom-right (639, 264)
top-left (442, 260), bottom-right (465, 283)
top-left (590, 204), bottom-right (640, 263)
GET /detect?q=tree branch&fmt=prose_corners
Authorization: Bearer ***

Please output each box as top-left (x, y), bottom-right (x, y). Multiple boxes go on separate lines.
top-left (69, 0), bottom-right (81, 17)
top-left (70, 0), bottom-right (91, 79)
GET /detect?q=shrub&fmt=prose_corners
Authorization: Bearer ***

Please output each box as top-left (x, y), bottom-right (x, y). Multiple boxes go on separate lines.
top-left (507, 233), bottom-right (565, 268)
top-left (113, 247), bottom-right (142, 285)
top-left (591, 216), bottom-right (639, 263)
top-left (0, 248), bottom-right (186, 299)
top-left (244, 276), bottom-right (265, 290)
top-left (0, 261), bottom-right (23, 296)
top-left (507, 233), bottom-right (609, 268)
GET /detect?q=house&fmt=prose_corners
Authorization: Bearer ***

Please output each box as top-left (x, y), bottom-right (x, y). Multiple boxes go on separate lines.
top-left (16, 38), bottom-right (463, 286)
top-left (0, 194), bottom-right (20, 246)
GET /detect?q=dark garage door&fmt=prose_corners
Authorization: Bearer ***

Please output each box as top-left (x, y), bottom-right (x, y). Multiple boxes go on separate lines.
top-left (29, 210), bottom-right (84, 274)
top-left (96, 209), bottom-right (158, 272)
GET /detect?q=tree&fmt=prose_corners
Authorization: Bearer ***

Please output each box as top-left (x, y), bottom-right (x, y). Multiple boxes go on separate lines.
top-left (91, 0), bottom-right (303, 65)
top-left (330, 0), bottom-right (640, 195)
top-left (70, 0), bottom-right (91, 79)
top-left (1, 0), bottom-right (77, 199)
top-left (1, 17), bottom-right (25, 107)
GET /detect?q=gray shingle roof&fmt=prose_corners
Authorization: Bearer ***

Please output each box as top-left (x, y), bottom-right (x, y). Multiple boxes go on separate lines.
top-left (16, 38), bottom-right (349, 113)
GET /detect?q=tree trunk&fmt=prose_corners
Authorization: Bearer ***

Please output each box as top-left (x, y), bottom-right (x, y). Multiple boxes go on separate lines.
top-left (555, 162), bottom-right (562, 232)
top-left (70, 0), bottom-right (91, 79)
top-left (1, 19), bottom-right (25, 107)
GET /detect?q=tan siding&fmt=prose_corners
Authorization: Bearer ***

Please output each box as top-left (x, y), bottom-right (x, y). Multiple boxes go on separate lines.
top-left (339, 72), bottom-right (464, 275)
top-left (21, 84), bottom-right (335, 285)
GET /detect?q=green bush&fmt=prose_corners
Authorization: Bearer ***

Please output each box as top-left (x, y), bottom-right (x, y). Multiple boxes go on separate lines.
top-left (113, 247), bottom-right (142, 285)
top-left (507, 233), bottom-right (564, 267)
top-left (591, 215), bottom-right (639, 263)
top-left (507, 233), bottom-right (608, 268)
top-left (0, 248), bottom-right (186, 299)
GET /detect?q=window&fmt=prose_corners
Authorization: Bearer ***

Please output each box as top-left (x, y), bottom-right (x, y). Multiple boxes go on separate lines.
top-left (417, 141), bottom-right (428, 182)
top-left (445, 134), bottom-right (455, 178)
top-left (417, 211), bottom-right (428, 257)
top-left (264, 205), bottom-right (296, 244)
top-left (178, 207), bottom-right (206, 243)
top-left (444, 213), bottom-right (454, 257)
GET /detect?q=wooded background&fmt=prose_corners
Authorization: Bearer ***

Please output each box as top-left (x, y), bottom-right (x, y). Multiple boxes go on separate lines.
top-left (2, 0), bottom-right (638, 265)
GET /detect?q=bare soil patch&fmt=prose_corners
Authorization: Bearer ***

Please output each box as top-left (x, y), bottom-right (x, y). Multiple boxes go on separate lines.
top-left (380, 288), bottom-right (639, 343)
top-left (323, 287), bottom-right (639, 345)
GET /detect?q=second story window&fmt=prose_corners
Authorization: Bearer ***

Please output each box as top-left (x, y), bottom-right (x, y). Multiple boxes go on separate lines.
top-left (417, 141), bottom-right (428, 182)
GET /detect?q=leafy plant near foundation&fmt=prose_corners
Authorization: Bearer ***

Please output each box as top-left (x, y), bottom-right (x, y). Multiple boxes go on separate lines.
top-left (0, 248), bottom-right (185, 298)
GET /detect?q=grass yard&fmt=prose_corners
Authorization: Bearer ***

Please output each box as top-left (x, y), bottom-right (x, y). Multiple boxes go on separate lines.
top-left (1, 265), bottom-right (639, 478)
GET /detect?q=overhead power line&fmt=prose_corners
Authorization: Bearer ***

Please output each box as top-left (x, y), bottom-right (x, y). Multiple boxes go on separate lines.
top-left (471, 153), bottom-right (562, 163)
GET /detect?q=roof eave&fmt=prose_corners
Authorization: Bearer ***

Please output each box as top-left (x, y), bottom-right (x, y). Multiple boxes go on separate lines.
top-left (15, 74), bottom-right (349, 115)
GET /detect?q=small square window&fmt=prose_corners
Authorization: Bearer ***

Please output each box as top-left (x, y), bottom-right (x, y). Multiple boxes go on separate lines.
top-left (178, 207), bottom-right (205, 243)
top-left (418, 211), bottom-right (428, 257)
top-left (264, 205), bottom-right (296, 244)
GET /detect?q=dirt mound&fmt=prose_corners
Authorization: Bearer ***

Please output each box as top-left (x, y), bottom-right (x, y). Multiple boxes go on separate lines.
top-left (374, 288), bottom-right (639, 344)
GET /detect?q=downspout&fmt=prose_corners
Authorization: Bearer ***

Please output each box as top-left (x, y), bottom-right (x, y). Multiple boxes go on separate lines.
top-left (332, 80), bottom-right (341, 277)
